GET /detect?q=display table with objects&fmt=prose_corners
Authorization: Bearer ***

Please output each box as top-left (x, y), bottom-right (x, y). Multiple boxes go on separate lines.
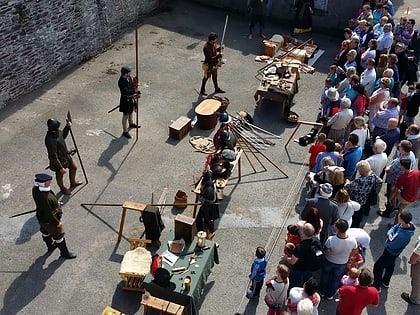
top-left (141, 233), bottom-right (219, 315)
top-left (254, 68), bottom-right (298, 119)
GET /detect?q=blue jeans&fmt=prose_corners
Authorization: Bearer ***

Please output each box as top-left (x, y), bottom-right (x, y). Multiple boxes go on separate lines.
top-left (320, 258), bottom-right (347, 298)
top-left (373, 248), bottom-right (398, 289)
top-left (290, 267), bottom-right (313, 289)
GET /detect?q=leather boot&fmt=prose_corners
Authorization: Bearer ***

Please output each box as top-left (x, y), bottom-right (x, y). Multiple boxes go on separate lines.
top-left (57, 238), bottom-right (77, 259)
top-left (213, 76), bottom-right (225, 93)
top-left (56, 173), bottom-right (70, 195)
top-left (200, 78), bottom-right (208, 96)
top-left (42, 235), bottom-right (57, 252)
top-left (69, 168), bottom-right (82, 188)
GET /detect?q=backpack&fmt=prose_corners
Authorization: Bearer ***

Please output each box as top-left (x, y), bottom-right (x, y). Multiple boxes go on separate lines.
top-left (308, 238), bottom-right (324, 271)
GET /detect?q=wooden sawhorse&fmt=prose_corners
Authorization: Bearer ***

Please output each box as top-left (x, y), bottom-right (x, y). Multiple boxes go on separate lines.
top-left (118, 201), bottom-right (146, 241)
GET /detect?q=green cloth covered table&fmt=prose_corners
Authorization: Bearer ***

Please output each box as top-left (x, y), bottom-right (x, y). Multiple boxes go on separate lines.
top-left (141, 233), bottom-right (219, 315)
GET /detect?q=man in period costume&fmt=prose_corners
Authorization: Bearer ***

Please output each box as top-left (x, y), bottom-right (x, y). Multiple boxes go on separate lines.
top-left (200, 32), bottom-right (225, 96)
top-left (118, 66), bottom-right (140, 139)
top-left (32, 173), bottom-right (76, 259)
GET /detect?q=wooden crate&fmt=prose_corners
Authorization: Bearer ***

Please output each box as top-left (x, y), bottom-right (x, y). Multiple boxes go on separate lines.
top-left (174, 214), bottom-right (196, 243)
top-left (169, 116), bottom-right (191, 140)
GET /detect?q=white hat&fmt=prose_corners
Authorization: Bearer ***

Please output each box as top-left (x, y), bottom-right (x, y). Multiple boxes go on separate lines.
top-left (325, 87), bottom-right (339, 101)
top-left (319, 183), bottom-right (333, 198)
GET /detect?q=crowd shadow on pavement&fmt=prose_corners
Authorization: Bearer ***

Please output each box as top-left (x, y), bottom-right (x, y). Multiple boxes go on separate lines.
top-left (0, 254), bottom-right (64, 315)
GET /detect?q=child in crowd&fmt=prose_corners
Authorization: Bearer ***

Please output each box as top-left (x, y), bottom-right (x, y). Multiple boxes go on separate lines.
top-left (308, 133), bottom-right (327, 171)
top-left (327, 65), bottom-right (339, 87)
top-left (247, 246), bottom-right (268, 299)
top-left (320, 78), bottom-right (333, 112)
top-left (265, 264), bottom-right (290, 315)
top-left (340, 267), bottom-right (361, 287)
top-left (286, 224), bottom-right (301, 246)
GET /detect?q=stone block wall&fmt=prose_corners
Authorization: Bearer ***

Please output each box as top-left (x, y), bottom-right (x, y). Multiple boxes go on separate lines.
top-left (0, 0), bottom-right (158, 107)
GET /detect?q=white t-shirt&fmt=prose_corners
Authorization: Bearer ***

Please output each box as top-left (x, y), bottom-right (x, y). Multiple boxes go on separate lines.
top-left (324, 235), bottom-right (358, 264)
top-left (366, 153), bottom-right (388, 177)
top-left (347, 228), bottom-right (371, 249)
top-left (337, 201), bottom-right (361, 227)
top-left (350, 128), bottom-right (369, 147)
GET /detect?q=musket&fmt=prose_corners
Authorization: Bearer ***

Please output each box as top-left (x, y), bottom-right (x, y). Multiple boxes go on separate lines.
top-left (135, 6), bottom-right (140, 140)
top-left (9, 209), bottom-right (36, 218)
top-left (217, 15), bottom-right (228, 67)
top-left (108, 104), bottom-right (120, 114)
top-left (67, 111), bottom-right (89, 184)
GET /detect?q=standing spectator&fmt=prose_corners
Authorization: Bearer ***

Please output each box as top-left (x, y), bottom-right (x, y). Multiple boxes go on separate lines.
top-left (347, 228), bottom-right (371, 261)
top-left (378, 118), bottom-right (400, 157)
top-left (405, 82), bottom-right (420, 123)
top-left (393, 42), bottom-right (409, 88)
top-left (374, 54), bottom-right (389, 78)
top-left (334, 188), bottom-right (361, 227)
top-left (393, 16), bottom-right (408, 41)
top-left (327, 65), bottom-right (339, 87)
top-left (401, 236), bottom-right (420, 305)
top-left (322, 87), bottom-right (342, 118)
top-left (320, 219), bottom-right (358, 300)
top-left (339, 134), bottom-right (363, 179)
top-left (327, 98), bottom-right (353, 144)
top-left (247, 246), bottom-right (268, 299)
top-left (32, 173), bottom-right (77, 259)
top-left (405, 124), bottom-right (420, 169)
top-left (297, 207), bottom-right (323, 240)
top-left (388, 158), bottom-right (420, 223)
top-left (372, 2), bottom-right (383, 26)
top-left (350, 116), bottom-right (369, 148)
top-left (381, 5), bottom-right (394, 29)
top-left (351, 84), bottom-right (369, 117)
top-left (287, 223), bottom-right (324, 288)
top-left (373, 16), bottom-right (388, 39)
top-left (314, 140), bottom-right (340, 172)
top-left (302, 183), bottom-right (339, 244)
top-left (45, 118), bottom-right (82, 195)
top-left (375, 23), bottom-right (393, 63)
top-left (264, 264), bottom-right (290, 314)
top-left (360, 23), bottom-right (375, 51)
top-left (336, 268), bottom-right (379, 315)
top-left (367, 77), bottom-right (391, 131)
top-left (398, 19), bottom-right (416, 46)
top-left (387, 54), bottom-right (400, 98)
top-left (248, 0), bottom-right (268, 39)
top-left (287, 278), bottom-right (321, 315)
top-left (308, 133), bottom-right (327, 171)
top-left (373, 210), bottom-right (415, 291)
top-left (356, 4), bottom-right (373, 24)
top-left (380, 140), bottom-right (416, 217)
top-left (293, 0), bottom-right (314, 35)
top-left (371, 97), bottom-right (400, 139)
top-left (340, 267), bottom-right (361, 286)
top-left (338, 67), bottom-right (357, 97)
top-left (366, 138), bottom-right (388, 176)
top-left (360, 58), bottom-right (377, 95)
top-left (345, 160), bottom-right (383, 226)
top-left (361, 40), bottom-right (377, 69)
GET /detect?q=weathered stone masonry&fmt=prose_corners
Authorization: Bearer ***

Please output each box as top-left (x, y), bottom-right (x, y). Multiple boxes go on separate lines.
top-left (0, 0), bottom-right (158, 107)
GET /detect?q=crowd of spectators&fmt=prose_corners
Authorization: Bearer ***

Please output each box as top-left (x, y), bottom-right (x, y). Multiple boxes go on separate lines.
top-left (255, 1), bottom-right (420, 314)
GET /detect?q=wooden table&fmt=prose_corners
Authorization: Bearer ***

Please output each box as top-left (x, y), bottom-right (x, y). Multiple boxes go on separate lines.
top-left (141, 234), bottom-right (219, 315)
top-left (254, 71), bottom-right (298, 118)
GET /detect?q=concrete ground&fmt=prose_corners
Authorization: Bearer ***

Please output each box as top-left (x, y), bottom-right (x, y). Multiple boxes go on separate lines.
top-left (0, 0), bottom-right (419, 314)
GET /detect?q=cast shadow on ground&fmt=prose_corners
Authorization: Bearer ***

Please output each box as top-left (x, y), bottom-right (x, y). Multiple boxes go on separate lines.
top-left (0, 254), bottom-right (64, 315)
top-left (110, 281), bottom-right (141, 315)
top-left (14, 215), bottom-right (38, 245)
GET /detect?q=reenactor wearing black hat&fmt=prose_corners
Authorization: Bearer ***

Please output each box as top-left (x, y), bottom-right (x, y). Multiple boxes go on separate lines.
top-left (32, 173), bottom-right (76, 259)
top-left (118, 66), bottom-right (140, 139)
top-left (45, 118), bottom-right (82, 195)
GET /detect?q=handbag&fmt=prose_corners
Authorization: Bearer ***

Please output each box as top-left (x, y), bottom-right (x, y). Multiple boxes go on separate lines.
top-left (368, 175), bottom-right (378, 206)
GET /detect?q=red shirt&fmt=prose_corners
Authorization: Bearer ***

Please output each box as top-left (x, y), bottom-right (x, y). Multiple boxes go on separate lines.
top-left (337, 285), bottom-right (379, 315)
top-left (395, 170), bottom-right (420, 202)
top-left (309, 144), bottom-right (326, 169)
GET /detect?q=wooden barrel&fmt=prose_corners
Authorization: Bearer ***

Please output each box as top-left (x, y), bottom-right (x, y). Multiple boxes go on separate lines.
top-left (195, 99), bottom-right (221, 130)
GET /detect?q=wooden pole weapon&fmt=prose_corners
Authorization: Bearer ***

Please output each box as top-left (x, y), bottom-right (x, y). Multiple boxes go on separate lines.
top-left (80, 202), bottom-right (219, 207)
top-left (67, 110), bottom-right (89, 183)
top-left (135, 6), bottom-right (140, 141)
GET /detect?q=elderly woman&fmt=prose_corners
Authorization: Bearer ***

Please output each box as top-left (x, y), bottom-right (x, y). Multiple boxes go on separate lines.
top-left (334, 188), bottom-right (361, 227)
top-left (337, 67), bottom-right (357, 98)
top-left (344, 160), bottom-right (383, 228)
top-left (368, 77), bottom-right (391, 131)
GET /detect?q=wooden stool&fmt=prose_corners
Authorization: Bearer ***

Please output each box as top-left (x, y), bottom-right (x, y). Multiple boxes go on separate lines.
top-left (118, 201), bottom-right (146, 241)
top-left (119, 238), bottom-right (152, 292)
top-left (141, 295), bottom-right (184, 315)
top-left (101, 305), bottom-right (125, 315)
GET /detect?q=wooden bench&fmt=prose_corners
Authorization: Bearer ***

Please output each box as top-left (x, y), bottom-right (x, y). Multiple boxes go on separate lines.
top-left (141, 295), bottom-right (185, 315)
top-left (192, 148), bottom-right (243, 217)
top-left (119, 238), bottom-right (152, 292)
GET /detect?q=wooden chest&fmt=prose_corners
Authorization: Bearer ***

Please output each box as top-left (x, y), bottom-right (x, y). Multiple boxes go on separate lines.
top-left (174, 214), bottom-right (196, 243)
top-left (169, 116), bottom-right (192, 140)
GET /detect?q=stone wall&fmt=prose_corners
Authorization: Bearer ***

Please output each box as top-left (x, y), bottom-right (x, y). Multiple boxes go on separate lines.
top-left (0, 0), bottom-right (158, 107)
